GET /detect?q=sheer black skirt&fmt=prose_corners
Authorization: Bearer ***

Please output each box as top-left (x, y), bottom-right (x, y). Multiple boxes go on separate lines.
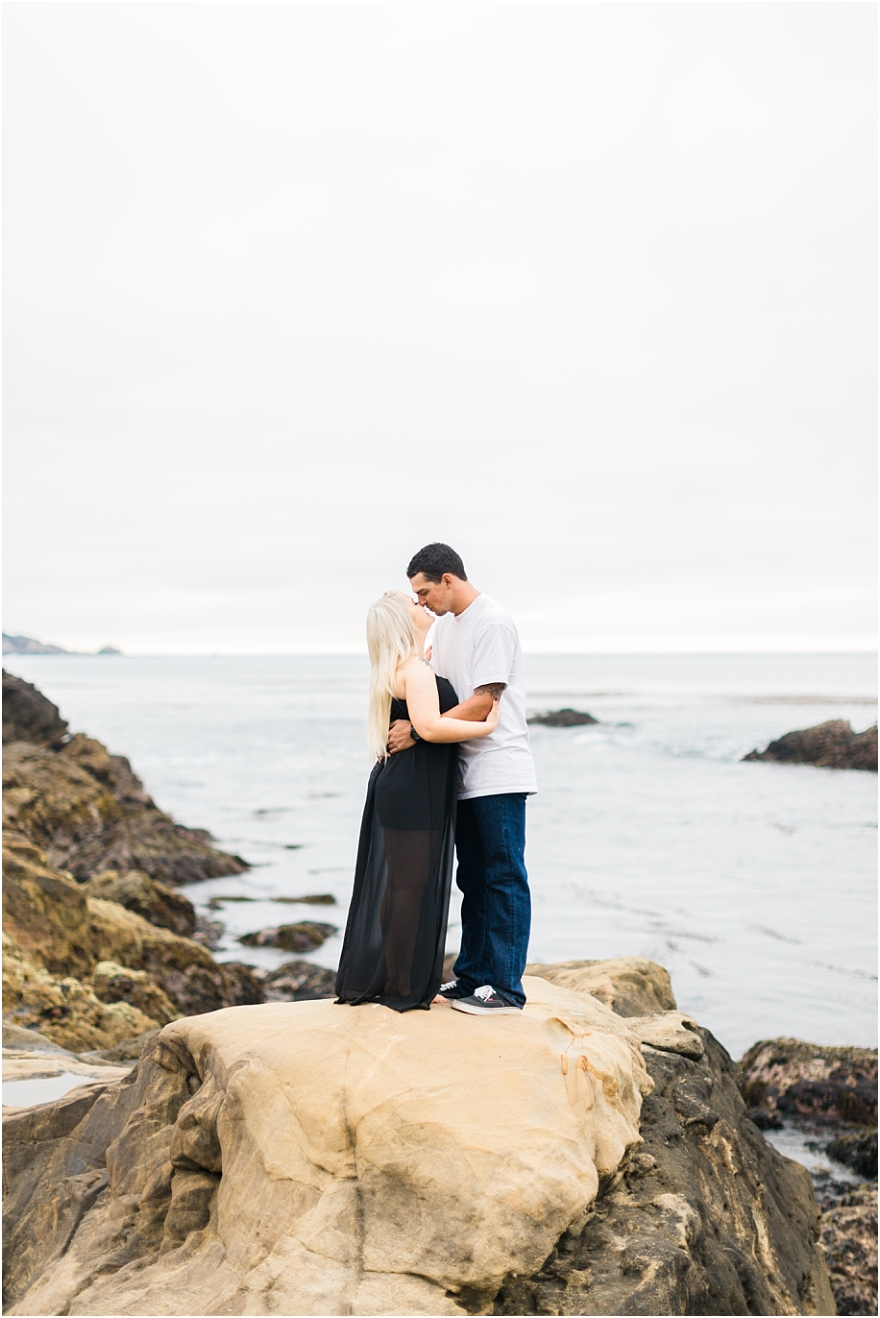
top-left (335, 676), bottom-right (459, 1012)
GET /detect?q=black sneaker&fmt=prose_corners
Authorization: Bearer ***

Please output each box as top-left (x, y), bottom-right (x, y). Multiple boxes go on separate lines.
top-left (451, 985), bottom-right (521, 1015)
top-left (435, 978), bottom-right (472, 1002)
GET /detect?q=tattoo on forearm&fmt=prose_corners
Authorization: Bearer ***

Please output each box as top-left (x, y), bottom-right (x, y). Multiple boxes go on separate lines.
top-left (475, 683), bottom-right (507, 699)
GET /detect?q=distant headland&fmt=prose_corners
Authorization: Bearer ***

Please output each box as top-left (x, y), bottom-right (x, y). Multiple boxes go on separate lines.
top-left (2, 633), bottom-right (122, 657)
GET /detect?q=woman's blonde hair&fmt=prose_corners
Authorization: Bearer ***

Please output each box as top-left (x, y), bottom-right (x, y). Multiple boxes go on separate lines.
top-left (366, 591), bottom-right (423, 760)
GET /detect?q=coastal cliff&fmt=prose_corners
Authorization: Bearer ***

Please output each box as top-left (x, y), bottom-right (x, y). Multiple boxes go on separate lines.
top-left (3, 671), bottom-right (259, 1052)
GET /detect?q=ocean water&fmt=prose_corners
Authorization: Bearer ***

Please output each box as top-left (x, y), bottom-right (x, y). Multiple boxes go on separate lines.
top-left (4, 652), bottom-right (876, 1059)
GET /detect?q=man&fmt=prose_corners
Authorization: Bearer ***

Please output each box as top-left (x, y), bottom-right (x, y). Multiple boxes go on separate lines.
top-left (387, 542), bottom-right (537, 1016)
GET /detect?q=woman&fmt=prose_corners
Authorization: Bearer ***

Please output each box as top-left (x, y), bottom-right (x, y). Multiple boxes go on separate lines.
top-left (335, 591), bottom-right (499, 1012)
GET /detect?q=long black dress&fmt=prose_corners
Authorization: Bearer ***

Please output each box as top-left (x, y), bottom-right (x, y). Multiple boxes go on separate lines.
top-left (335, 674), bottom-right (459, 1012)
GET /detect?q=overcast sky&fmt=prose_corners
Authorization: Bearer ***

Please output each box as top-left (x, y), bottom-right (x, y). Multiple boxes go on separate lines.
top-left (4, 3), bottom-right (876, 655)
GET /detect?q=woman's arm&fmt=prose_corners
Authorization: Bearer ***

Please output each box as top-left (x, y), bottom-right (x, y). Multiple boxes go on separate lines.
top-left (401, 660), bottom-right (500, 743)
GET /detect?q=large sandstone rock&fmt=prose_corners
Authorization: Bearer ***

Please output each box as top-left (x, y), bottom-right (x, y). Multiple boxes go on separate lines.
top-left (526, 954), bottom-right (677, 1018)
top-left (4, 735), bottom-right (247, 885)
top-left (742, 720), bottom-right (878, 772)
top-left (2, 978), bottom-right (651, 1316)
top-left (2, 670), bottom-right (68, 747)
top-left (2, 968), bottom-right (835, 1316)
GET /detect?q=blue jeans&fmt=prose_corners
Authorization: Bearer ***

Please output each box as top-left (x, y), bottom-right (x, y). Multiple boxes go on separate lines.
top-left (452, 793), bottom-right (530, 1008)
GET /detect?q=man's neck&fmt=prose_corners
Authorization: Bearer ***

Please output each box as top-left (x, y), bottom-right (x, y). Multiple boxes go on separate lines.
top-left (451, 583), bottom-right (480, 617)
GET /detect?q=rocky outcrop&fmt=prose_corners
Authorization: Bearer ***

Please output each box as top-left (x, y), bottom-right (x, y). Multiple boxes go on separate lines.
top-left (3, 834), bottom-right (263, 1051)
top-left (4, 734), bottom-right (247, 884)
top-left (743, 721), bottom-right (878, 772)
top-left (2, 964), bottom-right (835, 1316)
top-left (3, 670), bottom-right (68, 746)
top-left (527, 708), bottom-right (598, 727)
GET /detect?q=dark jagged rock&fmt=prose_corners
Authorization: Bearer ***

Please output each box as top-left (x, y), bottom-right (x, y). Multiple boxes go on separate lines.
top-left (239, 921), bottom-right (337, 953)
top-left (743, 720), bottom-right (878, 771)
top-left (527, 707), bottom-right (599, 727)
top-left (494, 1032), bottom-right (835, 1315)
top-left (2, 670), bottom-right (68, 747)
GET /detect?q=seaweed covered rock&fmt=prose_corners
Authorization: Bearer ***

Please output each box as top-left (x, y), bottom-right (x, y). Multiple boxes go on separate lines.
top-left (2, 835), bottom-right (263, 1050)
top-left (818, 1184), bottom-right (877, 1316)
top-left (739, 1038), bottom-right (878, 1126)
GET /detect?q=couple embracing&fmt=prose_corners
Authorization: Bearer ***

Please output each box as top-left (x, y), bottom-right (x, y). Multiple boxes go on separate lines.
top-left (335, 543), bottom-right (537, 1017)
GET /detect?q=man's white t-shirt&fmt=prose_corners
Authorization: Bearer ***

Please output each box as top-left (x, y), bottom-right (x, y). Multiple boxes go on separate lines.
top-left (429, 593), bottom-right (537, 801)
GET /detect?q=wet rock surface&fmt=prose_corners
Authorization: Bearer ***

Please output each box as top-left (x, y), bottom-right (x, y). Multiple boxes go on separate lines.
top-left (742, 719), bottom-right (878, 771)
top-left (817, 1183), bottom-right (877, 1316)
top-left (238, 920), bottom-right (338, 953)
top-left (527, 707), bottom-right (599, 727)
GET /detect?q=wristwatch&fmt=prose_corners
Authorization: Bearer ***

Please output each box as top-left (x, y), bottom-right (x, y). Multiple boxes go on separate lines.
top-left (409, 725), bottom-right (421, 742)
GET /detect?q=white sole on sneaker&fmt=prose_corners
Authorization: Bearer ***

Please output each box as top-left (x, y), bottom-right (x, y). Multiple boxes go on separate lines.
top-left (451, 1000), bottom-right (521, 1015)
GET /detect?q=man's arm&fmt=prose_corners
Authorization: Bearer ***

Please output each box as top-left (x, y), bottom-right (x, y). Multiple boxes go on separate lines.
top-left (387, 683), bottom-right (506, 753)
top-left (445, 684), bottom-right (506, 720)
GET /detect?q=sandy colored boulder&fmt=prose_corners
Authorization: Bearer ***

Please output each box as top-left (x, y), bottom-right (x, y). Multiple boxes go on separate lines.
top-left (526, 955), bottom-right (677, 1017)
top-left (3, 976), bottom-right (652, 1316)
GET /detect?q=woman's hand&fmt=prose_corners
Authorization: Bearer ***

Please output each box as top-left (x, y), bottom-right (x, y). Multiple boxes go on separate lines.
top-left (485, 698), bottom-right (501, 732)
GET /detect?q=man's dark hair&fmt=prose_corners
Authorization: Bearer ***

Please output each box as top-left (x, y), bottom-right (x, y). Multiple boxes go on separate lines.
top-left (406, 542), bottom-right (468, 583)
